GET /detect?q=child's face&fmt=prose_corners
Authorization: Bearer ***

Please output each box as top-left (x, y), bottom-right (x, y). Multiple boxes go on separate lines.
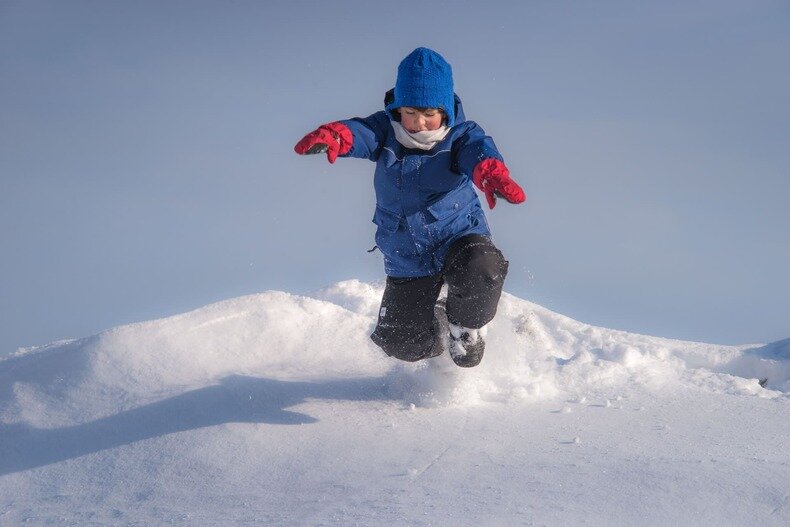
top-left (398, 107), bottom-right (444, 133)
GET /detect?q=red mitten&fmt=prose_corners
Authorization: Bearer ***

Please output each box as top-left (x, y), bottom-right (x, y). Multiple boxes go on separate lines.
top-left (294, 122), bottom-right (353, 164)
top-left (472, 159), bottom-right (526, 209)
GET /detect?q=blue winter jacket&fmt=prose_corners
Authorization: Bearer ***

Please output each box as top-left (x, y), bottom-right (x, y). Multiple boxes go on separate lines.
top-left (341, 93), bottom-right (503, 278)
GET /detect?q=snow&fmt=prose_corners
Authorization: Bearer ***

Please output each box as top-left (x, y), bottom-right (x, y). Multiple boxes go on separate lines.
top-left (1, 279), bottom-right (788, 525)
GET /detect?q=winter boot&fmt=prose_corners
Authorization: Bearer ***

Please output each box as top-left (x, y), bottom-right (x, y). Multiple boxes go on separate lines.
top-left (448, 322), bottom-right (486, 367)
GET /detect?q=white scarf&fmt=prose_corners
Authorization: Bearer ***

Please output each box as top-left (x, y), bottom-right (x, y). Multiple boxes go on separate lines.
top-left (391, 121), bottom-right (450, 151)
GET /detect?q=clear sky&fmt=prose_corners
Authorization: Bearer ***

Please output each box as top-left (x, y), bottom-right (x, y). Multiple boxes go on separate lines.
top-left (1, 0), bottom-right (788, 354)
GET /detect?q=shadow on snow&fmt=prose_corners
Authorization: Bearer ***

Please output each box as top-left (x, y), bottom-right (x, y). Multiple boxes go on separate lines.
top-left (0, 374), bottom-right (391, 476)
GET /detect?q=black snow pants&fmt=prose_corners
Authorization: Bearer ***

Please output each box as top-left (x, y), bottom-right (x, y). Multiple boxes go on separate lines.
top-left (370, 234), bottom-right (509, 362)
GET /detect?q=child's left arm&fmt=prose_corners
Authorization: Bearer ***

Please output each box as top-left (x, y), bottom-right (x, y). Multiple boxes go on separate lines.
top-left (454, 122), bottom-right (526, 209)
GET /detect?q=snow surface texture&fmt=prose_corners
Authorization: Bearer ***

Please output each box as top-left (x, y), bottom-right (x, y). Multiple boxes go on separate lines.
top-left (1, 280), bottom-right (788, 525)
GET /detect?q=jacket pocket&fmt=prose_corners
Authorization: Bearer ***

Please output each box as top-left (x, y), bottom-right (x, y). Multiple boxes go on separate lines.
top-left (426, 184), bottom-right (477, 221)
top-left (372, 205), bottom-right (402, 233)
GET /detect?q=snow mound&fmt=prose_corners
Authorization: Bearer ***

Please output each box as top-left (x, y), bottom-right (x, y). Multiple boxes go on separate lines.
top-left (3, 280), bottom-right (784, 431)
top-left (1, 280), bottom-right (788, 524)
top-left (314, 280), bottom-right (788, 405)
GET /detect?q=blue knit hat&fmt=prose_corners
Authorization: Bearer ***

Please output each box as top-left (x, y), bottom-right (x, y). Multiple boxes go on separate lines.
top-left (386, 47), bottom-right (456, 127)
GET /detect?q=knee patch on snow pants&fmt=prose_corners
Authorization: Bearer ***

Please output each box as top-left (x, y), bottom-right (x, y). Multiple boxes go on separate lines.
top-left (370, 235), bottom-right (508, 360)
top-left (370, 274), bottom-right (444, 362)
top-left (443, 234), bottom-right (509, 329)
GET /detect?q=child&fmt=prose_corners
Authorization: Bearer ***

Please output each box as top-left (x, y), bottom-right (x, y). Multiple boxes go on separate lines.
top-left (294, 47), bottom-right (525, 367)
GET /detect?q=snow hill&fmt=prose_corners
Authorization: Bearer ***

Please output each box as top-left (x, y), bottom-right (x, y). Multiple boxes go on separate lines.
top-left (1, 280), bottom-right (788, 525)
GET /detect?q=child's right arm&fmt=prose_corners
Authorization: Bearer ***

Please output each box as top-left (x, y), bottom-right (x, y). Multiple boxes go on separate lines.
top-left (294, 112), bottom-right (389, 163)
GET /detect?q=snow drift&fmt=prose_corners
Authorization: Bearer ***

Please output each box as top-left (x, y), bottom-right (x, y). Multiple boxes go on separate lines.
top-left (3, 280), bottom-right (784, 422)
top-left (1, 280), bottom-right (788, 525)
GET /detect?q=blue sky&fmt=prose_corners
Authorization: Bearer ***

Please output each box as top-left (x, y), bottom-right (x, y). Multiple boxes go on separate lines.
top-left (1, 0), bottom-right (788, 353)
